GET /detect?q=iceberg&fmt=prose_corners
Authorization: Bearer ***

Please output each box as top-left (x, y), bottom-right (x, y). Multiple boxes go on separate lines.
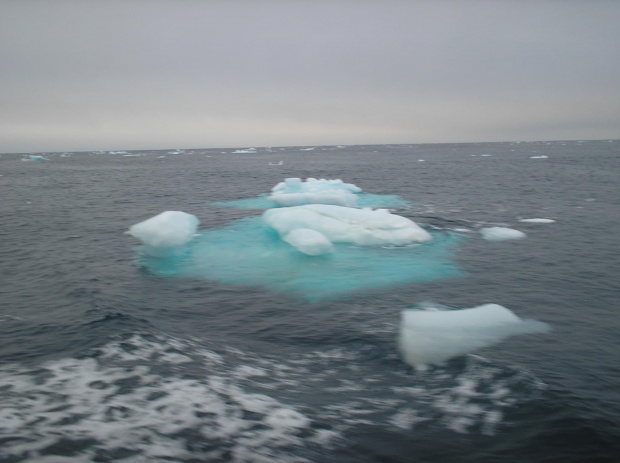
top-left (268, 178), bottom-right (361, 207)
top-left (398, 304), bottom-right (550, 370)
top-left (131, 180), bottom-right (463, 301)
top-left (263, 204), bottom-right (433, 246)
top-left (128, 211), bottom-right (199, 252)
top-left (479, 227), bottom-right (526, 242)
top-left (283, 228), bottom-right (334, 256)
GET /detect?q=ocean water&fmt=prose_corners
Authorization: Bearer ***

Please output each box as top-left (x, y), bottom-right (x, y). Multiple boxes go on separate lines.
top-left (1, 140), bottom-right (619, 462)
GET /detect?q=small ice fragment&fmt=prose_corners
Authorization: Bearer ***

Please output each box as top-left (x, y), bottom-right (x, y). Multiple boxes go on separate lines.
top-left (479, 227), bottom-right (526, 241)
top-left (518, 218), bottom-right (555, 223)
top-left (398, 303), bottom-right (549, 370)
top-left (283, 228), bottom-right (334, 256)
top-left (128, 211), bottom-right (200, 248)
top-left (22, 155), bottom-right (48, 162)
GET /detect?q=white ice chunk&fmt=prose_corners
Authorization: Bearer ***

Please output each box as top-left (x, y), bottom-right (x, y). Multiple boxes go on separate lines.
top-left (518, 218), bottom-right (556, 223)
top-left (530, 155), bottom-right (548, 159)
top-left (268, 177), bottom-right (362, 207)
top-left (479, 227), bottom-right (526, 242)
top-left (398, 304), bottom-right (549, 370)
top-left (263, 204), bottom-right (432, 246)
top-left (128, 211), bottom-right (199, 248)
top-left (283, 228), bottom-right (334, 256)
top-left (270, 189), bottom-right (359, 207)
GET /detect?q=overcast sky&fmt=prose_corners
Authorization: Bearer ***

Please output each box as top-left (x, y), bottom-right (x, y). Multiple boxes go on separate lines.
top-left (1, 0), bottom-right (619, 153)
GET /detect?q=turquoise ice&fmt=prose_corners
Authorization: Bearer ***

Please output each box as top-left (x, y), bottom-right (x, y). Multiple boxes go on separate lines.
top-left (135, 217), bottom-right (463, 302)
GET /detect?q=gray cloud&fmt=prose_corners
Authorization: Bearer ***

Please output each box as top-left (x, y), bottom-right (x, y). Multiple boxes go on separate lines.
top-left (1, 0), bottom-right (619, 153)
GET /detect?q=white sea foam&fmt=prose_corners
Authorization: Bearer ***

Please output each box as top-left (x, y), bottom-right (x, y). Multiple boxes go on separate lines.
top-left (530, 155), bottom-right (548, 159)
top-left (479, 227), bottom-right (526, 241)
top-left (263, 204), bottom-right (432, 246)
top-left (0, 336), bottom-right (318, 463)
top-left (128, 211), bottom-right (199, 248)
top-left (0, 332), bottom-right (549, 462)
top-left (398, 304), bottom-right (550, 371)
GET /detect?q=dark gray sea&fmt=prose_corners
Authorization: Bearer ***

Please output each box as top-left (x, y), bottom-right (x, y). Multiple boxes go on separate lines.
top-left (1, 140), bottom-right (619, 462)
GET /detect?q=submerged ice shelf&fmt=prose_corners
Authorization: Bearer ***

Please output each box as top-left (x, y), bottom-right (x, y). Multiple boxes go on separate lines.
top-left (134, 217), bottom-right (462, 302)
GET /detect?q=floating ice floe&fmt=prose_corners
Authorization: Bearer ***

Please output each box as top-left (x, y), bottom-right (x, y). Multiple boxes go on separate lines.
top-left (132, 180), bottom-right (462, 300)
top-left (479, 227), bottom-right (526, 242)
top-left (518, 218), bottom-right (555, 224)
top-left (263, 204), bottom-right (433, 246)
top-left (399, 304), bottom-right (550, 370)
top-left (530, 155), bottom-right (548, 159)
top-left (128, 211), bottom-right (200, 254)
top-left (21, 155), bottom-right (48, 162)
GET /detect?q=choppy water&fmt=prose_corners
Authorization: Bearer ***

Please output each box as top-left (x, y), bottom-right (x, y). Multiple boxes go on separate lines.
top-left (1, 140), bottom-right (619, 462)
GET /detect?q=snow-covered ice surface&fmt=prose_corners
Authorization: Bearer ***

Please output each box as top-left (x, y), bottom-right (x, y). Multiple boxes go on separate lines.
top-left (283, 228), bottom-right (334, 256)
top-left (268, 178), bottom-right (361, 207)
top-left (263, 205), bottom-right (432, 246)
